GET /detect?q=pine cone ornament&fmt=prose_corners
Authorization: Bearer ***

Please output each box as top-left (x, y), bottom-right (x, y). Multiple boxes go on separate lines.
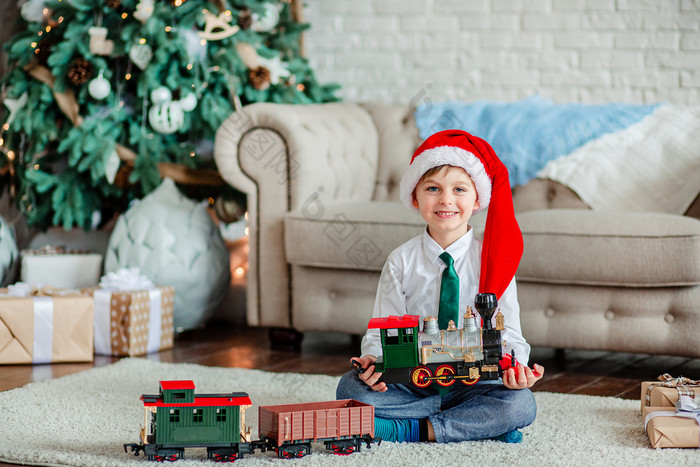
top-left (67, 57), bottom-right (94, 85)
top-left (249, 66), bottom-right (271, 90)
top-left (237, 10), bottom-right (253, 30)
top-left (114, 163), bottom-right (133, 188)
top-left (104, 0), bottom-right (121, 9)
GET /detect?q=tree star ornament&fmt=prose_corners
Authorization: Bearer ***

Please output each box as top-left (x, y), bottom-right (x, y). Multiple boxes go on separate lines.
top-left (198, 11), bottom-right (240, 41)
top-left (2, 92), bottom-right (28, 128)
top-left (258, 55), bottom-right (290, 84)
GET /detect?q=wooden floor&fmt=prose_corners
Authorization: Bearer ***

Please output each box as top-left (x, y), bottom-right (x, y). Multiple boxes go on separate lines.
top-left (2, 322), bottom-right (700, 399)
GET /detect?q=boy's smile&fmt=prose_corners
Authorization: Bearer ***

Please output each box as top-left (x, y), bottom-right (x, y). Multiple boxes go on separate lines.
top-left (412, 165), bottom-right (480, 249)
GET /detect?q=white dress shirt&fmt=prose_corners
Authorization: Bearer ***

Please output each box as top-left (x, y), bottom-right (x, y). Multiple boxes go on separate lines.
top-left (361, 227), bottom-right (531, 365)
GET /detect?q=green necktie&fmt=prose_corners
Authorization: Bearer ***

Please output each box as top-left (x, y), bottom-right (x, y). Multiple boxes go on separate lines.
top-left (438, 252), bottom-right (460, 330)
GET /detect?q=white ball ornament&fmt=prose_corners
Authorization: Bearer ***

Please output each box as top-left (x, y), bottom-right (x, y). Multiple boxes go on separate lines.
top-left (252, 3), bottom-right (280, 32)
top-left (150, 86), bottom-right (172, 105)
top-left (178, 92), bottom-right (197, 112)
top-left (88, 72), bottom-right (111, 100)
top-left (149, 101), bottom-right (185, 134)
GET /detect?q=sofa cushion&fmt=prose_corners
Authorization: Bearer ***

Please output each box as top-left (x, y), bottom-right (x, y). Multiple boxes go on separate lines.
top-left (285, 201), bottom-right (425, 271)
top-left (517, 209), bottom-right (700, 287)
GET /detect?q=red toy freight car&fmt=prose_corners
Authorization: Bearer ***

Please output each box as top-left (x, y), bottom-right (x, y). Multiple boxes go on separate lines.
top-left (257, 399), bottom-right (375, 457)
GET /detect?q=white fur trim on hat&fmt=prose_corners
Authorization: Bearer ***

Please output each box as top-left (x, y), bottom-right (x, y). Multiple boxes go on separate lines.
top-left (399, 145), bottom-right (492, 213)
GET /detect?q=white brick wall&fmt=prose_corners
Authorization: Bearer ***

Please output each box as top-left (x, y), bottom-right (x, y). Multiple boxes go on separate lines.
top-left (302, 0), bottom-right (700, 104)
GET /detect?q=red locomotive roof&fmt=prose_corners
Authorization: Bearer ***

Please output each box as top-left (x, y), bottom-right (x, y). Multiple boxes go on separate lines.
top-left (160, 380), bottom-right (196, 390)
top-left (142, 393), bottom-right (252, 407)
top-left (368, 314), bottom-right (420, 329)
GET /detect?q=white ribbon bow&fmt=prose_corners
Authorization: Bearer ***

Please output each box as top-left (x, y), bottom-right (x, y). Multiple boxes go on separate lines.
top-left (98, 267), bottom-right (155, 291)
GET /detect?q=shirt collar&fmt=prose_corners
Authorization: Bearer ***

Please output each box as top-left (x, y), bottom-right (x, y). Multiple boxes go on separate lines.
top-left (422, 227), bottom-right (474, 264)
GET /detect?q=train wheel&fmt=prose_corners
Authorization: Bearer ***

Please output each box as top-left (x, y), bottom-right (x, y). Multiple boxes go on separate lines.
top-left (209, 450), bottom-right (238, 463)
top-left (411, 366), bottom-right (432, 388)
top-left (277, 445), bottom-right (307, 458)
top-left (435, 365), bottom-right (456, 386)
top-left (461, 374), bottom-right (481, 385)
top-left (331, 444), bottom-right (356, 455)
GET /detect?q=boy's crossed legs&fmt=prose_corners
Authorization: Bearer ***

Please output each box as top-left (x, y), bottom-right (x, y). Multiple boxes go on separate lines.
top-left (336, 371), bottom-right (537, 443)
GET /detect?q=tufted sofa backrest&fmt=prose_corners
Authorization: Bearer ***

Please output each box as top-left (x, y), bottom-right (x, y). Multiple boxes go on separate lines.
top-left (360, 103), bottom-right (422, 202)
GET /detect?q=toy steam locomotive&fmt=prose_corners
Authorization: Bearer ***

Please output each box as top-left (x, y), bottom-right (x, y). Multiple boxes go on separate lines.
top-left (357, 293), bottom-right (524, 388)
top-left (124, 380), bottom-right (378, 462)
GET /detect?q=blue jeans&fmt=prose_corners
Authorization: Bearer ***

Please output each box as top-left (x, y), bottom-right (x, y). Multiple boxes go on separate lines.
top-left (336, 371), bottom-right (537, 443)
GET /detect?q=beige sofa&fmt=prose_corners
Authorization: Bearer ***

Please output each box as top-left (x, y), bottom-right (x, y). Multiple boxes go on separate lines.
top-left (214, 102), bottom-right (700, 356)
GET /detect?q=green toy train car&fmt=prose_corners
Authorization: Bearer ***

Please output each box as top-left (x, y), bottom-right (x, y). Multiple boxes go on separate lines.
top-left (124, 380), bottom-right (253, 461)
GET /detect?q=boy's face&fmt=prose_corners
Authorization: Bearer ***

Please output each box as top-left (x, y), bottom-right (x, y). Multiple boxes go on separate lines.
top-left (412, 166), bottom-right (480, 247)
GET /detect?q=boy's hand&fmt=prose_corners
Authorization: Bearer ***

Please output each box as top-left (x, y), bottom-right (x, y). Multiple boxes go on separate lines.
top-left (351, 356), bottom-right (388, 392)
top-left (502, 363), bottom-right (545, 389)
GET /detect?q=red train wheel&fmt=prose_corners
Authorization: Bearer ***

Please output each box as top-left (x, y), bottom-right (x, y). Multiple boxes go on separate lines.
top-left (212, 453), bottom-right (238, 462)
top-left (435, 365), bottom-right (456, 386)
top-left (461, 374), bottom-right (481, 385)
top-left (411, 366), bottom-right (432, 388)
top-left (331, 445), bottom-right (355, 455)
top-left (280, 448), bottom-right (305, 458)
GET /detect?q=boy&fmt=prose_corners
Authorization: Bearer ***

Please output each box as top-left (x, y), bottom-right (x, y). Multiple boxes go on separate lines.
top-left (336, 129), bottom-right (544, 444)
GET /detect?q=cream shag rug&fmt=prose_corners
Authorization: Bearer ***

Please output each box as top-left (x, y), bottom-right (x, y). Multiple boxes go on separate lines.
top-left (0, 358), bottom-right (697, 466)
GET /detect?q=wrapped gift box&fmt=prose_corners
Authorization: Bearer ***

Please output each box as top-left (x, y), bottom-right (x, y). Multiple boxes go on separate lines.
top-left (643, 405), bottom-right (700, 448)
top-left (641, 375), bottom-right (700, 411)
top-left (86, 286), bottom-right (175, 357)
top-left (21, 246), bottom-right (102, 289)
top-left (0, 287), bottom-right (93, 364)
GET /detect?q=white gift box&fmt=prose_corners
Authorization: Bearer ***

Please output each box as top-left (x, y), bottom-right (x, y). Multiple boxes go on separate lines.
top-left (21, 246), bottom-right (103, 289)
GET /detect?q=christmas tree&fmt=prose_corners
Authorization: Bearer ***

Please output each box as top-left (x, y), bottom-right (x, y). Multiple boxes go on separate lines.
top-left (0, 0), bottom-right (339, 230)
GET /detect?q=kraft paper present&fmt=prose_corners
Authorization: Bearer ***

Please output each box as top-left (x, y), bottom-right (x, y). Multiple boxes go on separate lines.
top-left (0, 291), bottom-right (93, 364)
top-left (85, 286), bottom-right (174, 357)
top-left (643, 406), bottom-right (700, 449)
top-left (641, 379), bottom-right (699, 412)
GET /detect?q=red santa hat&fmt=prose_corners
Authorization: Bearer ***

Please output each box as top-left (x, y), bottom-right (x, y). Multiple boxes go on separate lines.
top-left (399, 129), bottom-right (523, 300)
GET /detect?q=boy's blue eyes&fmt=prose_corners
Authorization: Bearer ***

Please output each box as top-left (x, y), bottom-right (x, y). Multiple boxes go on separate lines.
top-left (426, 187), bottom-right (466, 192)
